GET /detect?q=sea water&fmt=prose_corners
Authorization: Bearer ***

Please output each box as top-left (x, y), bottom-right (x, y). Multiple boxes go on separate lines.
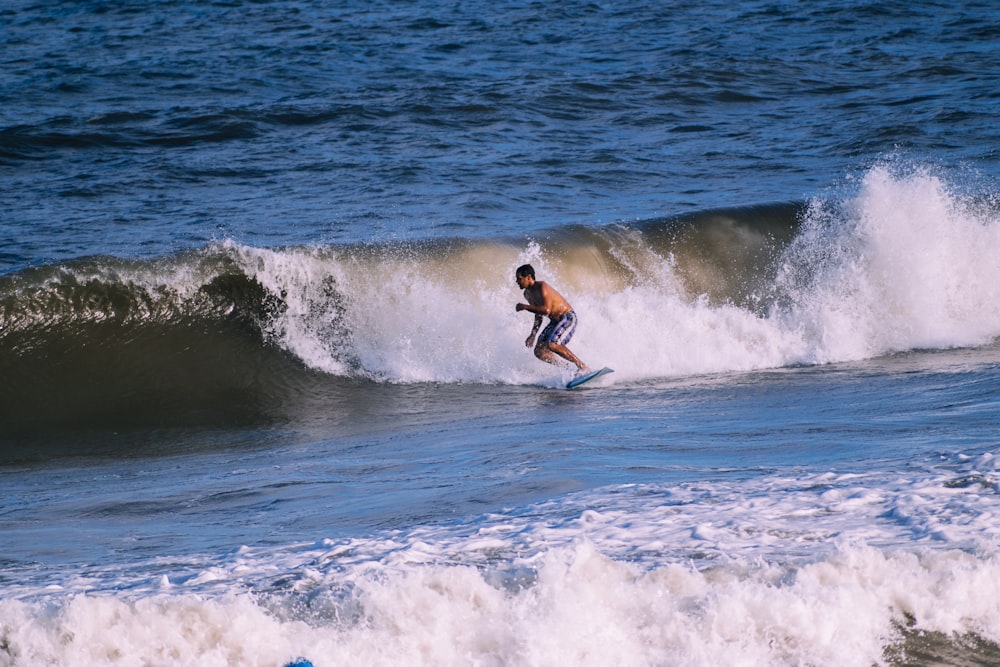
top-left (3, 1), bottom-right (1000, 665)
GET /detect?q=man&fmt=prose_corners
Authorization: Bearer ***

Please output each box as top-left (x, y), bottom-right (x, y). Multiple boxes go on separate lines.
top-left (514, 264), bottom-right (589, 372)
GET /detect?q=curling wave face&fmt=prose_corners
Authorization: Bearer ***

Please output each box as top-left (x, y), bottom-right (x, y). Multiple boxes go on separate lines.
top-left (3, 166), bottom-right (1000, 435)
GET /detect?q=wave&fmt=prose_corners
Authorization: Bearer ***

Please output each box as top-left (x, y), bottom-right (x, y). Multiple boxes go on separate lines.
top-left (0, 111), bottom-right (268, 162)
top-left (3, 165), bottom-right (1000, 434)
top-left (5, 450), bottom-right (1000, 666)
top-left (0, 251), bottom-right (305, 437)
top-left (5, 543), bottom-right (1000, 667)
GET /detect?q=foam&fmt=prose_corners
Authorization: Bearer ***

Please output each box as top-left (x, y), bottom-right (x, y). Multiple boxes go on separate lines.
top-left (6, 164), bottom-right (995, 387)
top-left (216, 164), bottom-right (1000, 385)
top-left (4, 544), bottom-right (1000, 667)
top-left (775, 164), bottom-right (1000, 363)
top-left (4, 450), bottom-right (1000, 666)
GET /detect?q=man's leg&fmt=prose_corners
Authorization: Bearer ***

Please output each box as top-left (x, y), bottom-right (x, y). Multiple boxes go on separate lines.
top-left (533, 313), bottom-right (588, 371)
top-left (534, 341), bottom-right (561, 365)
top-left (544, 341), bottom-right (588, 371)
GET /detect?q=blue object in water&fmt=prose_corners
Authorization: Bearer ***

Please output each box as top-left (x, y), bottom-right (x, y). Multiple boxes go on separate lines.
top-left (284, 660), bottom-right (313, 667)
top-left (566, 366), bottom-right (614, 389)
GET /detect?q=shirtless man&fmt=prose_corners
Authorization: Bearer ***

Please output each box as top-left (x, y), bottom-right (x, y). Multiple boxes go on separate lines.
top-left (514, 264), bottom-right (589, 372)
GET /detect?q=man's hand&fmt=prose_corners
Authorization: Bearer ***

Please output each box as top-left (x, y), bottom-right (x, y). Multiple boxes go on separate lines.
top-left (516, 303), bottom-right (526, 312)
top-left (524, 335), bottom-right (535, 348)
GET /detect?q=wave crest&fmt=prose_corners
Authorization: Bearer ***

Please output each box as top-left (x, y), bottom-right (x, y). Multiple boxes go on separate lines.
top-left (3, 165), bottom-right (1000, 434)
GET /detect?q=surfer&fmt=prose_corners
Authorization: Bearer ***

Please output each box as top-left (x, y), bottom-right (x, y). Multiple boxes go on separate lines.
top-left (514, 264), bottom-right (590, 373)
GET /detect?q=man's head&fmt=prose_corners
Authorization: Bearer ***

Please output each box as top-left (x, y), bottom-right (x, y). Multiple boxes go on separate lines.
top-left (515, 264), bottom-right (536, 289)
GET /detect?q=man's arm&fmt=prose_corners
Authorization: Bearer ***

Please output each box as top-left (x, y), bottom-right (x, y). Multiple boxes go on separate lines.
top-left (515, 302), bottom-right (550, 316)
top-left (525, 314), bottom-right (542, 347)
top-left (515, 282), bottom-right (554, 316)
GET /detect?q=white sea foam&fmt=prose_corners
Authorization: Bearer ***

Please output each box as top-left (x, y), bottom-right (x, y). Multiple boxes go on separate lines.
top-left (775, 164), bottom-right (1000, 364)
top-left (222, 165), bottom-right (1000, 385)
top-left (4, 450), bottom-right (999, 667)
top-left (5, 546), bottom-right (1000, 667)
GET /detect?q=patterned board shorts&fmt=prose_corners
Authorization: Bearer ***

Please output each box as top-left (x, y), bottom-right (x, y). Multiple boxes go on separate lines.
top-left (539, 310), bottom-right (577, 345)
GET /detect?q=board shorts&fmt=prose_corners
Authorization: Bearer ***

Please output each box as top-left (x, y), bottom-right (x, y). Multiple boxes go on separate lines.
top-left (539, 310), bottom-right (578, 346)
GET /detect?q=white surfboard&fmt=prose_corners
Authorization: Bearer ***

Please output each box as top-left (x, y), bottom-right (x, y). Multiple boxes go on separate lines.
top-left (566, 366), bottom-right (614, 389)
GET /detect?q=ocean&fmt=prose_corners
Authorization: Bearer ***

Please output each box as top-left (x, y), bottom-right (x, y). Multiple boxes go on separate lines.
top-left (3, 1), bottom-right (1000, 665)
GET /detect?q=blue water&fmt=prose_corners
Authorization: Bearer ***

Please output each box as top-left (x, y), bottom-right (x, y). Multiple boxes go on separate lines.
top-left (3, 1), bottom-right (1000, 665)
top-left (6, 0), bottom-right (999, 269)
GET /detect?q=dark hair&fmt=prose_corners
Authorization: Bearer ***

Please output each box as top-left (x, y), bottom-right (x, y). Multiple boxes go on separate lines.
top-left (515, 264), bottom-right (535, 279)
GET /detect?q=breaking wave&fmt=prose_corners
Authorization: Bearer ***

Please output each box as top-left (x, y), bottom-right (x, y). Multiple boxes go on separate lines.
top-left (3, 165), bottom-right (999, 434)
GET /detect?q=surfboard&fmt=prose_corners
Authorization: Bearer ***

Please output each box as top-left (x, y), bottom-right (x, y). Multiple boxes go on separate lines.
top-left (566, 366), bottom-right (614, 389)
